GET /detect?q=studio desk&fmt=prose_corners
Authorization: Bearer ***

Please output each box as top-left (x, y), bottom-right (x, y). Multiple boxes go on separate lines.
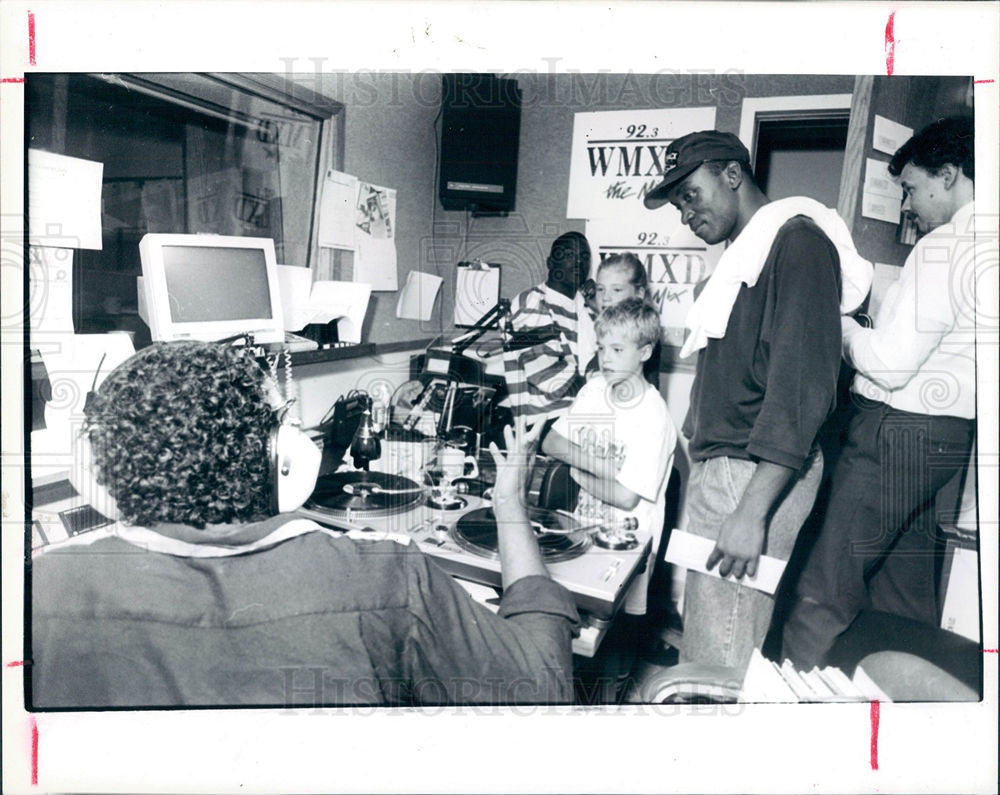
top-left (30, 428), bottom-right (650, 661)
top-left (296, 447), bottom-right (653, 658)
top-left (30, 462), bottom-right (650, 659)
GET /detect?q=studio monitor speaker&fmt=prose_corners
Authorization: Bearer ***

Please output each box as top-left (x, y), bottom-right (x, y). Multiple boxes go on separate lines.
top-left (439, 74), bottom-right (521, 214)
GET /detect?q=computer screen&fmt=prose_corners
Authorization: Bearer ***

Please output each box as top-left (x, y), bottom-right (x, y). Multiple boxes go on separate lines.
top-left (162, 245), bottom-right (273, 322)
top-left (138, 234), bottom-right (285, 343)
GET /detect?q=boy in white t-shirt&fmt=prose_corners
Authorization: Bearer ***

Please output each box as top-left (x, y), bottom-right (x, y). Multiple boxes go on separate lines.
top-left (542, 298), bottom-right (677, 700)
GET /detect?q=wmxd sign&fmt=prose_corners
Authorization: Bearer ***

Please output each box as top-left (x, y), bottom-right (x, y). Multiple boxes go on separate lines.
top-left (568, 108), bottom-right (724, 346)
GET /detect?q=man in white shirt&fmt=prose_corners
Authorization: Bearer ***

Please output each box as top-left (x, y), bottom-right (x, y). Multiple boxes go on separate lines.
top-left (782, 116), bottom-right (979, 670)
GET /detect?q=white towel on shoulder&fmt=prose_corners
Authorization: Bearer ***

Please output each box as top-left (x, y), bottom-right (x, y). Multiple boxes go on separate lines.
top-left (680, 197), bottom-right (874, 359)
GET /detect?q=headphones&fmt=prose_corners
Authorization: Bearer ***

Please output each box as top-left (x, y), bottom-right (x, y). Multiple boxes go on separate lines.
top-left (266, 417), bottom-right (322, 515)
top-left (77, 413), bottom-right (321, 521)
top-left (262, 348), bottom-right (321, 515)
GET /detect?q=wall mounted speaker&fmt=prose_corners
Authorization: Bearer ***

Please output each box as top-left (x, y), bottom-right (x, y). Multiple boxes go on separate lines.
top-left (439, 74), bottom-right (521, 214)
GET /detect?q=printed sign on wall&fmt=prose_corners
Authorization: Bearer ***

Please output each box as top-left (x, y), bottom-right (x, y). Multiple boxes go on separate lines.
top-left (586, 218), bottom-right (723, 348)
top-left (566, 107), bottom-right (718, 221)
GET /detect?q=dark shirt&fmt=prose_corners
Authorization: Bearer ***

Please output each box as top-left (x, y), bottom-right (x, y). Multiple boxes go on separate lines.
top-left (30, 516), bottom-right (580, 708)
top-left (683, 217), bottom-right (842, 470)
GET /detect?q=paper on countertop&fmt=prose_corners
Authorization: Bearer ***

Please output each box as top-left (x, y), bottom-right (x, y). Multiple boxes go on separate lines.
top-left (276, 266), bottom-right (372, 340)
top-left (664, 528), bottom-right (786, 595)
top-left (28, 246), bottom-right (75, 340)
top-left (454, 263), bottom-right (501, 326)
top-left (851, 665), bottom-right (893, 702)
top-left (396, 270), bottom-right (442, 321)
top-left (740, 649), bottom-right (800, 702)
top-left (28, 149), bottom-right (104, 250)
top-left (277, 264), bottom-right (313, 329)
top-left (310, 280), bottom-right (371, 343)
top-left (318, 169), bottom-right (358, 249)
top-left (872, 115), bottom-right (914, 156)
top-left (33, 333), bottom-right (137, 480)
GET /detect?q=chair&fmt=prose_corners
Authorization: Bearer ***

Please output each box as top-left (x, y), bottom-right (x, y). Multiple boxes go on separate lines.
top-left (535, 457), bottom-right (580, 511)
top-left (628, 662), bottom-right (743, 704)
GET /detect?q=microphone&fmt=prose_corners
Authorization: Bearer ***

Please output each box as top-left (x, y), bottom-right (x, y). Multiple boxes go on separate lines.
top-left (402, 383), bottom-right (435, 431)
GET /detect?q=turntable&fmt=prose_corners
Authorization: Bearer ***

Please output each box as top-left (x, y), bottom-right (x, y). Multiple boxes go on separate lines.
top-left (297, 467), bottom-right (653, 623)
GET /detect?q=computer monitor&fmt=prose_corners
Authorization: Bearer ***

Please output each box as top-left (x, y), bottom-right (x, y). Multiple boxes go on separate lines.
top-left (137, 234), bottom-right (285, 344)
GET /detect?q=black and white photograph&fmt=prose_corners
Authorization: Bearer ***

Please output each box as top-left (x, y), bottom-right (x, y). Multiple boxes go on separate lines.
top-left (2, 2), bottom-right (997, 793)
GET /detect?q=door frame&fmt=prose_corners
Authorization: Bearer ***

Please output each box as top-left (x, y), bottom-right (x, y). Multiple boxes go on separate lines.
top-left (738, 94), bottom-right (853, 169)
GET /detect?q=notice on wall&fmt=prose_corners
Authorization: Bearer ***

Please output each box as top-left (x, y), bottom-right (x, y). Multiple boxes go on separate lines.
top-left (566, 107), bottom-right (717, 220)
top-left (397, 270), bottom-right (442, 322)
top-left (318, 169), bottom-right (359, 249)
top-left (872, 114), bottom-right (913, 156)
top-left (861, 157), bottom-right (903, 224)
top-left (585, 218), bottom-right (723, 348)
top-left (27, 149), bottom-right (104, 250)
top-left (454, 263), bottom-right (501, 327)
top-left (353, 181), bottom-right (398, 291)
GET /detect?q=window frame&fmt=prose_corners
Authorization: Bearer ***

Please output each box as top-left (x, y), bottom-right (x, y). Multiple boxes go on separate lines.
top-left (89, 72), bottom-right (345, 273)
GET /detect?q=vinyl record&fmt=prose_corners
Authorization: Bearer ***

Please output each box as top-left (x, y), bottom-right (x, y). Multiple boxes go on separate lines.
top-left (452, 506), bottom-right (591, 562)
top-left (305, 471), bottom-right (423, 519)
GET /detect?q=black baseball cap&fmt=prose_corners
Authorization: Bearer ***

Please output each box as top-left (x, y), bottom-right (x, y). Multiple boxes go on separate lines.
top-left (644, 130), bottom-right (751, 210)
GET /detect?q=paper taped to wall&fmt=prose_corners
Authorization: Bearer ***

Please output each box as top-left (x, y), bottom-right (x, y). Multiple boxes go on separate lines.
top-left (397, 270), bottom-right (442, 321)
top-left (318, 169), bottom-right (359, 249)
top-left (454, 263), bottom-right (500, 326)
top-left (28, 149), bottom-right (104, 250)
top-left (872, 115), bottom-right (913, 156)
top-left (861, 158), bottom-right (903, 224)
top-left (354, 181), bottom-right (398, 291)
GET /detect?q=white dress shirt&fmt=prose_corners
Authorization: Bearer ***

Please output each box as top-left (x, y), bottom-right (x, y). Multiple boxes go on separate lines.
top-left (843, 202), bottom-right (978, 419)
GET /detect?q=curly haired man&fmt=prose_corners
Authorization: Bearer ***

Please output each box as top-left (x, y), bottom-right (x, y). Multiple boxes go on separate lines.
top-left (30, 341), bottom-right (579, 707)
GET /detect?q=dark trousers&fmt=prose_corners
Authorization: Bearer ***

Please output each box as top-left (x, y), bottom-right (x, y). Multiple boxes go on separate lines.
top-left (574, 614), bottom-right (644, 704)
top-left (782, 401), bottom-right (974, 670)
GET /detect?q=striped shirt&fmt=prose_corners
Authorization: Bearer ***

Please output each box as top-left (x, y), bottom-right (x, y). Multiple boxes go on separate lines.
top-left (503, 284), bottom-right (582, 419)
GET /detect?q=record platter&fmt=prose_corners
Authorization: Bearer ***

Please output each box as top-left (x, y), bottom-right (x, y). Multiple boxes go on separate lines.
top-left (453, 507), bottom-right (591, 563)
top-left (305, 471), bottom-right (424, 521)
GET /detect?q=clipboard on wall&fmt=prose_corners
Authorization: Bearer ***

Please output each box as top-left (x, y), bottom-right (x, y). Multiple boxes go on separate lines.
top-left (454, 261), bottom-right (501, 327)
